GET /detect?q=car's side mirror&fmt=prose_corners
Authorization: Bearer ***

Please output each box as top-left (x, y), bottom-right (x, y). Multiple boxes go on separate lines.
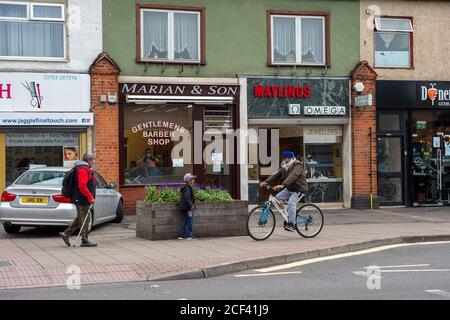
top-left (108, 182), bottom-right (118, 190)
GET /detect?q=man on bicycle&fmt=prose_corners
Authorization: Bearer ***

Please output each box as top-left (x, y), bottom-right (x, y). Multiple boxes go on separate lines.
top-left (260, 151), bottom-right (308, 232)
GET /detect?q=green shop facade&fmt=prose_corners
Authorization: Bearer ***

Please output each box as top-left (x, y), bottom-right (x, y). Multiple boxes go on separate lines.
top-left (99, 0), bottom-right (363, 212)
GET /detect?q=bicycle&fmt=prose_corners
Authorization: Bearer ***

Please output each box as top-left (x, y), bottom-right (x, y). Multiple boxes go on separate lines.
top-left (247, 186), bottom-right (324, 241)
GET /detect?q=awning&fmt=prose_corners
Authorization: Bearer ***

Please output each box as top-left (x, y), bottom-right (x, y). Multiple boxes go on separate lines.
top-left (249, 117), bottom-right (349, 125)
top-left (126, 95), bottom-right (234, 105)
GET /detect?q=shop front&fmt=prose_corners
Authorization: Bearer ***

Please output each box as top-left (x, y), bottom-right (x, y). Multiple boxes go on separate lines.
top-left (377, 80), bottom-right (450, 207)
top-left (0, 72), bottom-right (93, 192)
top-left (118, 79), bottom-right (241, 203)
top-left (246, 77), bottom-right (351, 207)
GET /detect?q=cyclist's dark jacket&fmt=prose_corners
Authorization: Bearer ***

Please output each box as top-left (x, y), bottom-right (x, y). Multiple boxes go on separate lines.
top-left (180, 184), bottom-right (195, 212)
top-left (265, 160), bottom-right (308, 193)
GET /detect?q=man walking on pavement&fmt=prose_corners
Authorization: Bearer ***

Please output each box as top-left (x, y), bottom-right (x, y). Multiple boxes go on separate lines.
top-left (59, 153), bottom-right (97, 247)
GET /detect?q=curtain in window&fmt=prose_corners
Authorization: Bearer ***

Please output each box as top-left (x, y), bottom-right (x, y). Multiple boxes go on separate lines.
top-left (143, 11), bottom-right (168, 59)
top-left (273, 17), bottom-right (295, 62)
top-left (174, 12), bottom-right (198, 60)
top-left (375, 32), bottom-right (410, 67)
top-left (0, 4), bottom-right (27, 18)
top-left (301, 18), bottom-right (324, 64)
top-left (378, 33), bottom-right (395, 48)
top-left (0, 21), bottom-right (64, 58)
top-left (33, 5), bottom-right (62, 19)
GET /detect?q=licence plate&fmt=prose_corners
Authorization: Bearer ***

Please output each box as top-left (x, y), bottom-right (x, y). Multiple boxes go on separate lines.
top-left (21, 197), bottom-right (48, 205)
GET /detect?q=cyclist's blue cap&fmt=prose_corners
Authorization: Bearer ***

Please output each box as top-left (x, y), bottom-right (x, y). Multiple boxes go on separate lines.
top-left (282, 151), bottom-right (295, 159)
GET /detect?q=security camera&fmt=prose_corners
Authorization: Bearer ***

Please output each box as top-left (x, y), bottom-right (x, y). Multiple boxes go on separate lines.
top-left (353, 82), bottom-right (365, 94)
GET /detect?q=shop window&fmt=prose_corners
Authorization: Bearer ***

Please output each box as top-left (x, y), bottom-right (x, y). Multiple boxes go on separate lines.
top-left (374, 17), bottom-right (413, 68)
top-left (0, 2), bottom-right (65, 59)
top-left (123, 104), bottom-right (194, 185)
top-left (305, 144), bottom-right (343, 203)
top-left (378, 112), bottom-right (401, 132)
top-left (270, 13), bottom-right (327, 66)
top-left (138, 6), bottom-right (203, 63)
top-left (5, 132), bottom-right (80, 186)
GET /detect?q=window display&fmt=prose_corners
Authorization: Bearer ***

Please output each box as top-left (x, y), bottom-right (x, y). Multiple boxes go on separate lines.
top-left (305, 144), bottom-right (343, 203)
top-left (5, 132), bottom-right (80, 186)
top-left (124, 104), bottom-right (193, 185)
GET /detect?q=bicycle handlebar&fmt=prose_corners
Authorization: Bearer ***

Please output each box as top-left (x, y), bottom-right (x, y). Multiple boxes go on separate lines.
top-left (263, 185), bottom-right (284, 195)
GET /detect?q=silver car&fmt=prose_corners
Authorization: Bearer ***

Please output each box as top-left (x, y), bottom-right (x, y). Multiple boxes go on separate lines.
top-left (0, 167), bottom-right (124, 234)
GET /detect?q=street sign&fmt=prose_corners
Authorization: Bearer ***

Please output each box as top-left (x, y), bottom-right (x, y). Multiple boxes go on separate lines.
top-left (355, 94), bottom-right (372, 107)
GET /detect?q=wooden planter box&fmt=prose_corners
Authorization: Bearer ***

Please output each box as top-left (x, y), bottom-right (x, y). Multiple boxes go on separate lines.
top-left (136, 200), bottom-right (249, 240)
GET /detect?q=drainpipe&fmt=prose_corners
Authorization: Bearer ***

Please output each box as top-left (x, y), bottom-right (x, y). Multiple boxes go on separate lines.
top-left (369, 127), bottom-right (373, 209)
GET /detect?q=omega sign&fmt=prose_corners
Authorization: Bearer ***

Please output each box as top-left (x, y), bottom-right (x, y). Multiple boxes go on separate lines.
top-left (304, 106), bottom-right (347, 116)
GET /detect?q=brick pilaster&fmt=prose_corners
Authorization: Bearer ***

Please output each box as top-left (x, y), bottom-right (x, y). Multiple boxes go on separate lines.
top-left (89, 52), bottom-right (121, 186)
top-left (350, 61), bottom-right (379, 209)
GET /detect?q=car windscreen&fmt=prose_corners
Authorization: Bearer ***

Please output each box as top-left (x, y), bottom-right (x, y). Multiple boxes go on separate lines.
top-left (14, 171), bottom-right (66, 186)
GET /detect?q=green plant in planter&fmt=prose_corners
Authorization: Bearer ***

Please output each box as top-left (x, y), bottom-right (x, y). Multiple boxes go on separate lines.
top-left (144, 185), bottom-right (232, 203)
top-left (159, 188), bottom-right (180, 203)
top-left (144, 185), bottom-right (162, 203)
top-left (194, 188), bottom-right (233, 202)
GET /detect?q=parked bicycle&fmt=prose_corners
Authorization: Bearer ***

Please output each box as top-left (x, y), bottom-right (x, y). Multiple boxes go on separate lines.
top-left (247, 186), bottom-right (324, 241)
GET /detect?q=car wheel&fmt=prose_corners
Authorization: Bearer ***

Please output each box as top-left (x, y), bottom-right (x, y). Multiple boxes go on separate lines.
top-left (113, 200), bottom-right (124, 223)
top-left (3, 224), bottom-right (21, 234)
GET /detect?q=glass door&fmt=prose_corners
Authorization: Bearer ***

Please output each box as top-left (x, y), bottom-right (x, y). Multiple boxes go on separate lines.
top-left (377, 137), bottom-right (404, 205)
top-left (411, 111), bottom-right (449, 206)
top-left (193, 105), bottom-right (234, 196)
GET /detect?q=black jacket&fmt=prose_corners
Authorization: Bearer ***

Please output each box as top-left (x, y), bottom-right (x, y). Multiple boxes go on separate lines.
top-left (180, 184), bottom-right (195, 211)
top-left (71, 163), bottom-right (96, 206)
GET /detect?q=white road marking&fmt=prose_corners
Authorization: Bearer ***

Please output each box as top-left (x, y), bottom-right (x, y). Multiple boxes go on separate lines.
top-left (234, 271), bottom-right (303, 278)
top-left (379, 269), bottom-right (450, 273)
top-left (426, 290), bottom-right (450, 298)
top-left (256, 241), bottom-right (450, 273)
top-left (353, 271), bottom-right (382, 278)
top-left (353, 269), bottom-right (450, 276)
top-left (363, 264), bottom-right (429, 269)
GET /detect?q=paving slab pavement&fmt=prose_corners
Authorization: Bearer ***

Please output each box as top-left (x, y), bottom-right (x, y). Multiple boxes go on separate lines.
top-left (1, 207), bottom-right (450, 289)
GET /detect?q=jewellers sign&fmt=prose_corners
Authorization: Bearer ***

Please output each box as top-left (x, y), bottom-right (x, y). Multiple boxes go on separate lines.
top-left (248, 78), bottom-right (349, 117)
top-left (304, 126), bottom-right (343, 143)
top-left (0, 72), bottom-right (90, 112)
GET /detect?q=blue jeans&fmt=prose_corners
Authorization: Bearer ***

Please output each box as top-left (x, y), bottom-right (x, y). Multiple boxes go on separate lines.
top-left (276, 189), bottom-right (304, 224)
top-left (178, 210), bottom-right (194, 238)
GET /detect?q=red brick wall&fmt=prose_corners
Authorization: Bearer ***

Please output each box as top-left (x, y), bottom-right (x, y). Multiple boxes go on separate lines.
top-left (351, 62), bottom-right (378, 208)
top-left (121, 186), bottom-right (147, 215)
top-left (90, 58), bottom-right (120, 188)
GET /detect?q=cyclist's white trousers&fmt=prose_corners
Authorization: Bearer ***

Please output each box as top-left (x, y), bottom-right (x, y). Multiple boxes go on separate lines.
top-left (276, 189), bottom-right (304, 224)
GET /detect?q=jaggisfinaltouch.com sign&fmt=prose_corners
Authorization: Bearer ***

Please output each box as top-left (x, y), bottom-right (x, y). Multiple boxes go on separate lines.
top-left (0, 113), bottom-right (94, 126)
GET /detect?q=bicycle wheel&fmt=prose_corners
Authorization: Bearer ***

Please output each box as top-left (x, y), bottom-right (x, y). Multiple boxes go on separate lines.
top-left (247, 205), bottom-right (276, 241)
top-left (295, 204), bottom-right (324, 238)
